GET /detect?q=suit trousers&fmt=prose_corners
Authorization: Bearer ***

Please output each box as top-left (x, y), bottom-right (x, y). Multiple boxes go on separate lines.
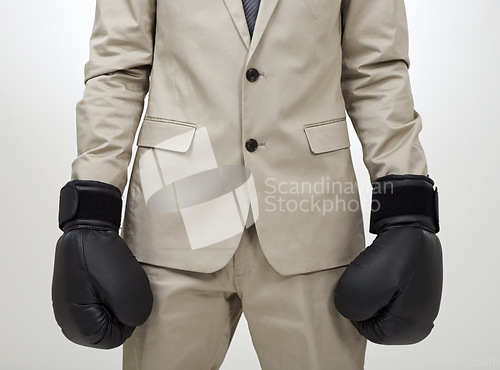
top-left (122, 224), bottom-right (367, 369)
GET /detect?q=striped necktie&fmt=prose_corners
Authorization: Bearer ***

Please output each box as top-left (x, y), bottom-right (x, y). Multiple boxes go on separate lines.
top-left (242, 0), bottom-right (261, 38)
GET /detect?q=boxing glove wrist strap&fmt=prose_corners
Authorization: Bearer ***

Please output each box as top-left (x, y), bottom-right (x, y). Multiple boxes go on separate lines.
top-left (369, 174), bottom-right (439, 234)
top-left (58, 180), bottom-right (123, 232)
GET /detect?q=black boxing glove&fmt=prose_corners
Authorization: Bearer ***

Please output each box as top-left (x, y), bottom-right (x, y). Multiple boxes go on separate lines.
top-left (334, 174), bottom-right (443, 345)
top-left (51, 180), bottom-right (153, 349)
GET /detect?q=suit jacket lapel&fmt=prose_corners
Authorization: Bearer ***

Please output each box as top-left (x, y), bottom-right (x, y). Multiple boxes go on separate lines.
top-left (222, 0), bottom-right (252, 49)
top-left (246, 0), bottom-right (280, 63)
top-left (222, 0), bottom-right (281, 62)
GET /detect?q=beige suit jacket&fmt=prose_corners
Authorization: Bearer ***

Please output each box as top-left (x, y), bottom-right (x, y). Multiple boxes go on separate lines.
top-left (72, 0), bottom-right (428, 275)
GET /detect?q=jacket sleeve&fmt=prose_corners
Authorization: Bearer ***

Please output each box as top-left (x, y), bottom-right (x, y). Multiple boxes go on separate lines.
top-left (71, 0), bottom-right (156, 193)
top-left (340, 0), bottom-right (428, 183)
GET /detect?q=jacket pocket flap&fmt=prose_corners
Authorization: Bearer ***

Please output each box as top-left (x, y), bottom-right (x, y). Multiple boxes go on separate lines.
top-left (137, 118), bottom-right (197, 153)
top-left (303, 118), bottom-right (350, 154)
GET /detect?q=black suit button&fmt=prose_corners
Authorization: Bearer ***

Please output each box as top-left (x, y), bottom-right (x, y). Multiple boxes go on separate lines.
top-left (246, 68), bottom-right (260, 82)
top-left (245, 138), bottom-right (259, 152)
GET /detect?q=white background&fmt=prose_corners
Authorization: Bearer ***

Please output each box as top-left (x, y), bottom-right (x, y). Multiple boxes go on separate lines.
top-left (1, 0), bottom-right (499, 368)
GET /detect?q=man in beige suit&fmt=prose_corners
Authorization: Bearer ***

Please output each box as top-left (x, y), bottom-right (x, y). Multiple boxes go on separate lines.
top-left (51, 0), bottom-right (443, 368)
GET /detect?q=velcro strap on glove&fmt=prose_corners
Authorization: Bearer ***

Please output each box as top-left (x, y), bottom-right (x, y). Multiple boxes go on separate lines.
top-left (369, 174), bottom-right (439, 234)
top-left (58, 180), bottom-right (123, 231)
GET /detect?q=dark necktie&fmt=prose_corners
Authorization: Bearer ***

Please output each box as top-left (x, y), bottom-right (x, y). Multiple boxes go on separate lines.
top-left (242, 0), bottom-right (261, 38)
